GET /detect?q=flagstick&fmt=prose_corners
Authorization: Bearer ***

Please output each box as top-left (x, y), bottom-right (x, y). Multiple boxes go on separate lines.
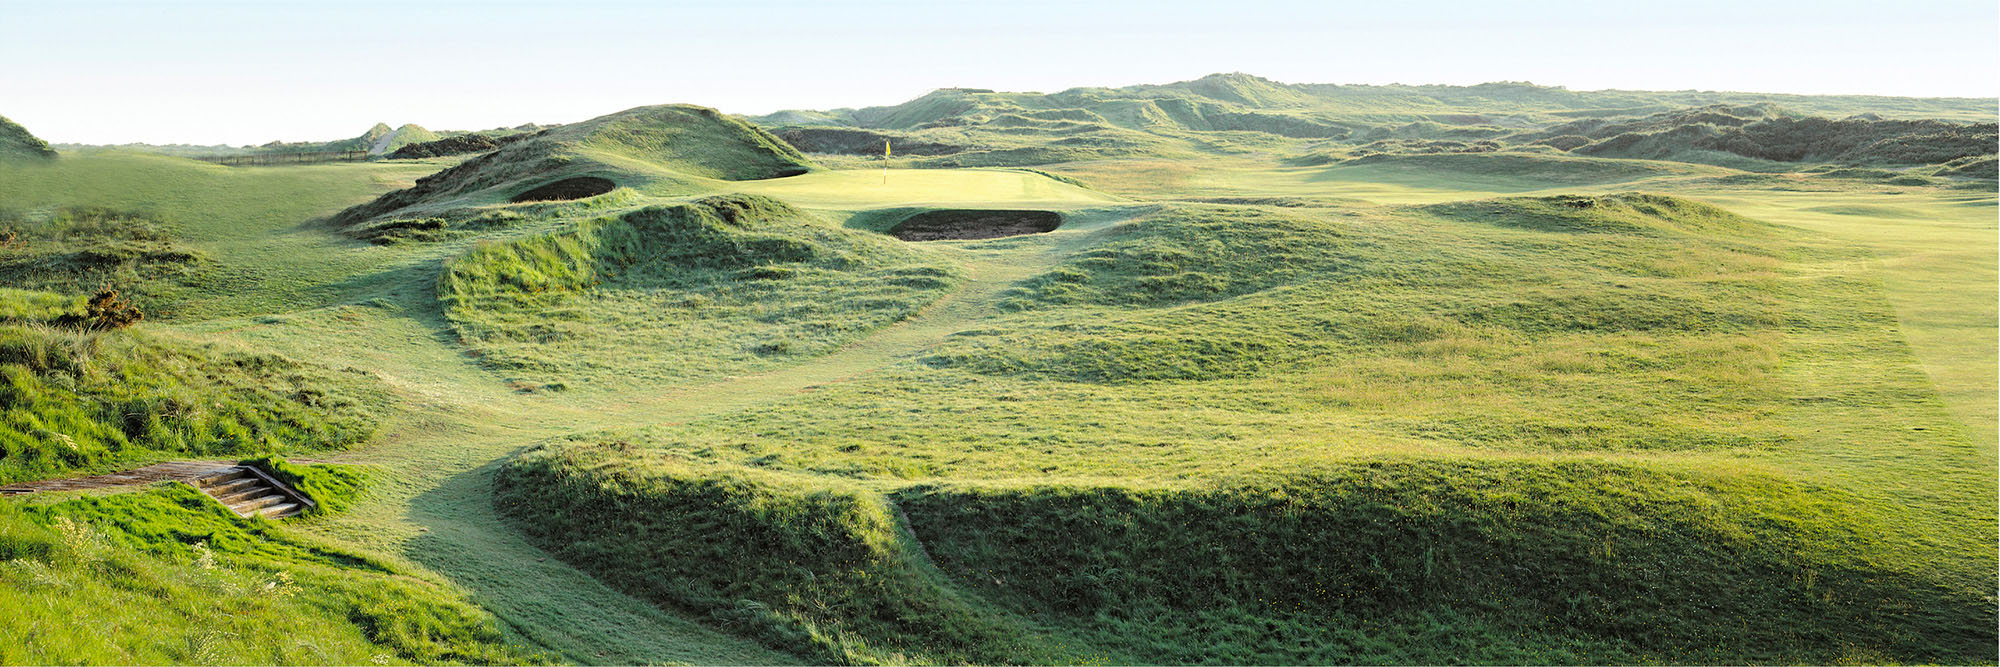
top-left (882, 140), bottom-right (890, 186)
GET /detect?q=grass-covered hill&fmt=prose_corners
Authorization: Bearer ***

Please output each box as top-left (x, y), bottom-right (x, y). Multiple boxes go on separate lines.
top-left (0, 462), bottom-right (545, 664)
top-left (248, 122), bottom-right (442, 156)
top-left (491, 192), bottom-right (1996, 663)
top-left (332, 104), bottom-right (815, 232)
top-left (438, 194), bottom-right (961, 390)
top-left (0, 288), bottom-right (382, 484)
top-left (0, 207), bottom-right (207, 310)
top-left (757, 73), bottom-right (1996, 172)
top-left (0, 114), bottom-right (57, 161)
top-left (1522, 104), bottom-right (1999, 168)
top-left (2, 75), bottom-right (1993, 666)
top-left (52, 122), bottom-right (544, 160)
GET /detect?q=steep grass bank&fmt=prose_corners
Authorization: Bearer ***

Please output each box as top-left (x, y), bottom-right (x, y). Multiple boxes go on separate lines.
top-left (0, 477), bottom-right (543, 664)
top-left (0, 206), bottom-right (207, 311)
top-left (500, 440), bottom-right (1995, 664)
top-left (489, 191), bottom-right (1993, 663)
top-left (897, 460), bottom-right (1994, 664)
top-left (0, 114), bottom-right (56, 161)
top-left (438, 194), bottom-right (961, 390)
top-left (335, 105), bottom-right (814, 228)
top-left (496, 440), bottom-right (1053, 665)
top-left (0, 303), bottom-right (380, 483)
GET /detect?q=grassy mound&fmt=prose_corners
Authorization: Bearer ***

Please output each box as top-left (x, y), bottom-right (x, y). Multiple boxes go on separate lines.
top-left (334, 104), bottom-right (814, 228)
top-left (1420, 192), bottom-right (1770, 236)
top-left (757, 74), bottom-right (1991, 169)
top-left (497, 440), bottom-right (1051, 664)
top-left (1, 484), bottom-right (544, 664)
top-left (0, 288), bottom-right (83, 324)
top-left (898, 460), bottom-right (1995, 664)
top-left (238, 454), bottom-right (370, 516)
top-left (926, 196), bottom-right (1776, 385)
top-left (500, 441), bottom-right (1994, 664)
top-left (438, 194), bottom-right (960, 389)
top-left (379, 123), bottom-right (442, 155)
top-left (1320, 152), bottom-right (1692, 189)
top-left (1555, 108), bottom-right (1997, 168)
top-left (1932, 154), bottom-right (1997, 180)
top-left (0, 312), bottom-right (380, 483)
top-left (386, 133), bottom-right (513, 159)
top-left (0, 206), bottom-right (206, 308)
top-left (0, 114), bottom-right (56, 161)
top-left (775, 127), bottom-right (968, 156)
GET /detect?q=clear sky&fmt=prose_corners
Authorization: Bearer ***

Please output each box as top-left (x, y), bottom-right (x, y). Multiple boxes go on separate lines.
top-left (3, 0), bottom-right (1995, 145)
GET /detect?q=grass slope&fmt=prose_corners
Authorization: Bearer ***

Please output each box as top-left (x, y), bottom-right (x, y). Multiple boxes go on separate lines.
top-left (438, 194), bottom-right (962, 390)
top-left (0, 480), bottom-right (544, 664)
top-left (493, 192), bottom-right (1994, 663)
top-left (0, 313), bottom-right (381, 483)
top-left (334, 105), bottom-right (815, 227)
top-left (0, 114), bottom-right (57, 161)
top-left (4, 82), bottom-right (1993, 666)
top-left (0, 207), bottom-right (207, 310)
top-left (758, 73), bottom-right (1994, 170)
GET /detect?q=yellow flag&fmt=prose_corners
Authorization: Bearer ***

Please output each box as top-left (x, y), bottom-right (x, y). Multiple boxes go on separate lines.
top-left (884, 140), bottom-right (891, 158)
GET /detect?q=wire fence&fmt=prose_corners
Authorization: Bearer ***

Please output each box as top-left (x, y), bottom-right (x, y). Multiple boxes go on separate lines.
top-left (191, 150), bottom-right (372, 166)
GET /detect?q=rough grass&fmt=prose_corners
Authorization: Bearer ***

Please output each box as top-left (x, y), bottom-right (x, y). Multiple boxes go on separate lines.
top-left (924, 196), bottom-right (1780, 390)
top-left (495, 191), bottom-right (1993, 663)
top-left (0, 483), bottom-right (544, 664)
top-left (497, 440), bottom-right (1053, 665)
top-left (0, 152), bottom-right (450, 321)
top-left (502, 440), bottom-right (1995, 664)
top-left (897, 459), bottom-right (1993, 664)
top-left (334, 104), bottom-right (815, 227)
top-left (9, 82), bottom-right (1995, 665)
top-left (0, 321), bottom-right (381, 483)
top-left (438, 194), bottom-right (962, 390)
top-left (0, 206), bottom-right (207, 310)
top-left (240, 454), bottom-right (371, 516)
top-left (0, 114), bottom-right (58, 161)
top-left (0, 288), bottom-right (82, 324)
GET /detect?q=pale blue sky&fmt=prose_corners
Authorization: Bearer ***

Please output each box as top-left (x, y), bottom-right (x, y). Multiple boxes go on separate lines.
top-left (3, 0), bottom-right (1994, 145)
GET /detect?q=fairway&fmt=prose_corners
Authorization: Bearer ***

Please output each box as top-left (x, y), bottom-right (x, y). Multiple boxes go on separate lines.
top-left (1688, 188), bottom-right (1999, 447)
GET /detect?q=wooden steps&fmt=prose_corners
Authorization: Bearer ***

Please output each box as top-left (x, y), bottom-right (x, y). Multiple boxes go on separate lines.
top-left (192, 466), bottom-right (315, 519)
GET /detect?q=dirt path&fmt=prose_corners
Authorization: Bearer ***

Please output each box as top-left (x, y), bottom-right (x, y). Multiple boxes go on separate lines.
top-left (0, 461), bottom-right (235, 495)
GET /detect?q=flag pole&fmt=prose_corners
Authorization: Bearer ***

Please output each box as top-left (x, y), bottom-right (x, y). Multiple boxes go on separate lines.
top-left (882, 139), bottom-right (890, 186)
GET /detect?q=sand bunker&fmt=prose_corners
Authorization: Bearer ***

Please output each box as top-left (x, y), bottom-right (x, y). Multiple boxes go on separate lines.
top-left (510, 176), bottom-right (616, 203)
top-left (889, 210), bottom-right (1062, 241)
